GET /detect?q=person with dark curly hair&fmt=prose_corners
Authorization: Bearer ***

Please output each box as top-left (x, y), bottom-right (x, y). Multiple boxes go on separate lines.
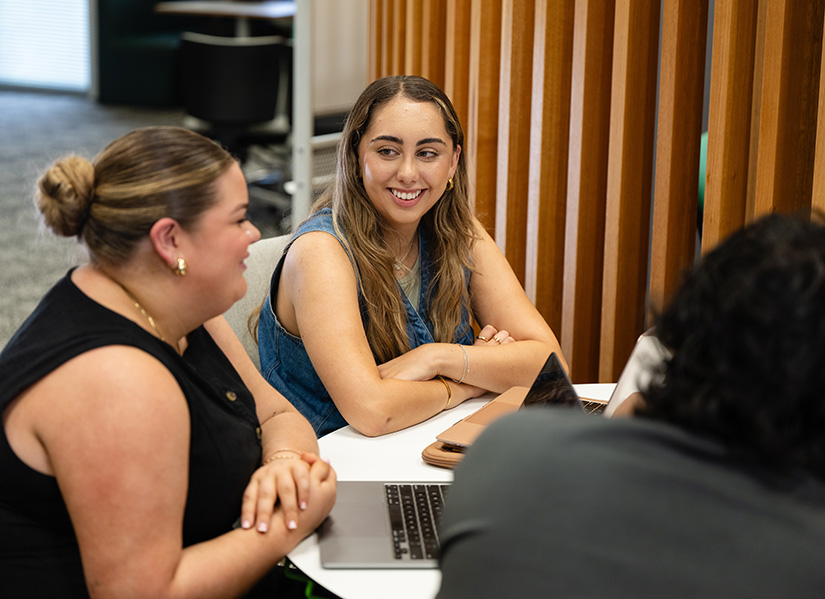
top-left (437, 213), bottom-right (825, 598)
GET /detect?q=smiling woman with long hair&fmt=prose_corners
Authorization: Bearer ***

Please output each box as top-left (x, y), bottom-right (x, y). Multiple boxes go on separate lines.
top-left (257, 76), bottom-right (565, 437)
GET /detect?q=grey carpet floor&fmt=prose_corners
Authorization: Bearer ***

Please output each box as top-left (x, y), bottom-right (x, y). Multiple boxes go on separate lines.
top-left (0, 90), bottom-right (286, 350)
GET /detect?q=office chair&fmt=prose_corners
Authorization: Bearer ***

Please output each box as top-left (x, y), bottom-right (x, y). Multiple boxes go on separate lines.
top-left (223, 234), bottom-right (290, 370)
top-left (180, 32), bottom-right (292, 157)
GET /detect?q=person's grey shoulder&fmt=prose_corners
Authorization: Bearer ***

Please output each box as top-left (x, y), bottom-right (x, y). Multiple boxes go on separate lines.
top-left (472, 409), bottom-right (601, 450)
top-left (452, 410), bottom-right (595, 477)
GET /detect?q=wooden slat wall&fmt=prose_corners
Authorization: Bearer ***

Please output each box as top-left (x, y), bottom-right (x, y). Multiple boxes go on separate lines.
top-left (561, 0), bottom-right (615, 382)
top-left (525, 0), bottom-right (575, 335)
top-left (495, 1), bottom-right (536, 284)
top-left (701, 0), bottom-right (758, 251)
top-left (465, 0), bottom-right (501, 230)
top-left (599, 0), bottom-right (660, 381)
top-left (444, 0), bottom-right (472, 128)
top-left (814, 14), bottom-right (825, 213)
top-left (752, 0), bottom-right (823, 217)
top-left (649, 0), bottom-right (708, 329)
top-left (368, 0), bottom-right (825, 382)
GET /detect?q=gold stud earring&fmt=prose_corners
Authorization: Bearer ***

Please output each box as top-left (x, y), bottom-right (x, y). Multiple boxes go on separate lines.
top-left (173, 257), bottom-right (187, 277)
top-left (445, 178), bottom-right (454, 192)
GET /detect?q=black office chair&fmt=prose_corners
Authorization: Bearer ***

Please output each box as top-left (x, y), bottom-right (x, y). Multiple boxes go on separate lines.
top-left (180, 32), bottom-right (292, 157)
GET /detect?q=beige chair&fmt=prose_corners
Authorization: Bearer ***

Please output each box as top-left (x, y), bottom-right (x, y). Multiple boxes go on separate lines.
top-left (223, 234), bottom-right (290, 370)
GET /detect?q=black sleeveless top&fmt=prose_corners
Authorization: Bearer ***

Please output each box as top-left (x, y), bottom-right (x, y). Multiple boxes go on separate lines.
top-left (0, 272), bottom-right (263, 598)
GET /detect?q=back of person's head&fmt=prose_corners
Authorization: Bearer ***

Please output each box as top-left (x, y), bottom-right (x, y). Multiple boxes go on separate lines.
top-left (36, 126), bottom-right (235, 266)
top-left (641, 213), bottom-right (825, 477)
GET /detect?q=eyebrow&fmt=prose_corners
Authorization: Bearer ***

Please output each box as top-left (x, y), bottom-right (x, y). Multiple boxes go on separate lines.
top-left (370, 135), bottom-right (447, 147)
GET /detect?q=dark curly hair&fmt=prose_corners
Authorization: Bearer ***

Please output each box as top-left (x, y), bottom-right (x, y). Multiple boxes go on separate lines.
top-left (639, 213), bottom-right (825, 478)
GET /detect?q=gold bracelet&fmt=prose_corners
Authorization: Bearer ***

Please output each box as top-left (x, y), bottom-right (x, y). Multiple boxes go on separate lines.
top-left (452, 344), bottom-right (469, 384)
top-left (261, 448), bottom-right (303, 466)
top-left (437, 375), bottom-right (452, 410)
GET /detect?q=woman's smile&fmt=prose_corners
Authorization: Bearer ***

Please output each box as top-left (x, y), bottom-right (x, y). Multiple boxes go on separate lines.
top-left (359, 96), bottom-right (460, 236)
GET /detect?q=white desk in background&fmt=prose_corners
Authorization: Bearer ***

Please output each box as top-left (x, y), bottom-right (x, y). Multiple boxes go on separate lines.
top-left (288, 383), bottom-right (616, 599)
top-left (154, 1), bottom-right (295, 36)
top-left (153, 0), bottom-right (336, 225)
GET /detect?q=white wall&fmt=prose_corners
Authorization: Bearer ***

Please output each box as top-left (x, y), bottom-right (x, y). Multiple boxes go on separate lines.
top-left (311, 0), bottom-right (369, 114)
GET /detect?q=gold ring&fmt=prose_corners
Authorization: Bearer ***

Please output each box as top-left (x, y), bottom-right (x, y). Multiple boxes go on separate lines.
top-left (476, 335), bottom-right (488, 342)
top-left (492, 336), bottom-right (502, 344)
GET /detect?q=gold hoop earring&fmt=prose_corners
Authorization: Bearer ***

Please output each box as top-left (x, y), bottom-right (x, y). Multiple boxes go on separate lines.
top-left (445, 178), bottom-right (454, 192)
top-left (173, 257), bottom-right (187, 277)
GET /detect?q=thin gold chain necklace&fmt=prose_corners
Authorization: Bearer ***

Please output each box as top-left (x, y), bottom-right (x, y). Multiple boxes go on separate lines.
top-left (113, 280), bottom-right (166, 342)
top-left (393, 233), bottom-right (417, 273)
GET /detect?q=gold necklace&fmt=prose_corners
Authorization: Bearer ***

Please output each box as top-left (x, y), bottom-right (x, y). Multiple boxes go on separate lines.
top-left (393, 234), bottom-right (417, 272)
top-left (114, 281), bottom-right (166, 342)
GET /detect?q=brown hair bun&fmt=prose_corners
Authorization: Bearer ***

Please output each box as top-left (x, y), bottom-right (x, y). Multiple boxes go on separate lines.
top-left (35, 155), bottom-right (95, 238)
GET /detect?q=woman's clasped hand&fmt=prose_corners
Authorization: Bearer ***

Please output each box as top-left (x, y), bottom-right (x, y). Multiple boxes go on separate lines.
top-left (241, 450), bottom-right (335, 534)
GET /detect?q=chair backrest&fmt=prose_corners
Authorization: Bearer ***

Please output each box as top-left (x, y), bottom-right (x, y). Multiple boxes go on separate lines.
top-left (180, 32), bottom-right (292, 124)
top-left (224, 234), bottom-right (290, 370)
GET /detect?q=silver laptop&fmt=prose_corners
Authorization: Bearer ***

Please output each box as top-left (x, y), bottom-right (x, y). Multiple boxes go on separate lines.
top-left (317, 353), bottom-right (577, 569)
top-left (318, 331), bottom-right (669, 569)
top-left (318, 480), bottom-right (448, 568)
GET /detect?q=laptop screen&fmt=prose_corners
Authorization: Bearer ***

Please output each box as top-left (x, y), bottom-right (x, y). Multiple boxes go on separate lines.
top-left (520, 352), bottom-right (582, 411)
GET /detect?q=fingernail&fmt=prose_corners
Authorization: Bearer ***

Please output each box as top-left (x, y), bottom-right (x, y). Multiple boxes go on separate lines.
top-left (257, 522), bottom-right (268, 533)
top-left (322, 457), bottom-right (331, 464)
top-left (288, 520), bottom-right (298, 530)
top-left (300, 501), bottom-right (307, 510)
top-left (241, 520), bottom-right (251, 529)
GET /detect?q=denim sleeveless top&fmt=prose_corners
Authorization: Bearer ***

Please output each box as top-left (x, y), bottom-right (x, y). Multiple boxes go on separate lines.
top-left (258, 208), bottom-right (474, 437)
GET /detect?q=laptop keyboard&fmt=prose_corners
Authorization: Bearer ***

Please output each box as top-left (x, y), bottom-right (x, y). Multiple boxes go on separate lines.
top-left (582, 399), bottom-right (607, 415)
top-left (385, 483), bottom-right (448, 561)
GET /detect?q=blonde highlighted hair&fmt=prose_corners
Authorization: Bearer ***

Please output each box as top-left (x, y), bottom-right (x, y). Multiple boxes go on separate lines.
top-left (35, 126), bottom-right (235, 265)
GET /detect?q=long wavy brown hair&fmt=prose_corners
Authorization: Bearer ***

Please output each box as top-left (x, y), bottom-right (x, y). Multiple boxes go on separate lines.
top-left (311, 75), bottom-right (478, 363)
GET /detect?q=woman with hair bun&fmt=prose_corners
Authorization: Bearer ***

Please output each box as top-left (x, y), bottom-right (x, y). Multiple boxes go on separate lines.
top-left (257, 75), bottom-right (565, 437)
top-left (0, 126), bottom-right (336, 599)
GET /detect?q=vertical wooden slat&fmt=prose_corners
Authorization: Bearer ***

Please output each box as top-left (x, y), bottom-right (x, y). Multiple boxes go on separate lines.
top-left (391, 0), bottom-right (407, 75)
top-left (745, 0), bottom-right (768, 221)
top-left (599, 0), bottom-right (660, 382)
top-left (380, 0), bottom-right (394, 77)
top-left (495, 0), bottom-right (536, 283)
top-left (649, 0), bottom-right (708, 317)
top-left (561, 0), bottom-right (615, 382)
top-left (813, 13), bottom-right (825, 213)
top-left (421, 0), bottom-right (447, 87)
top-left (445, 0), bottom-right (473, 127)
top-left (404, 0), bottom-right (422, 75)
top-left (702, 0), bottom-right (759, 253)
top-left (467, 0), bottom-right (502, 231)
top-left (369, 0), bottom-right (383, 81)
top-left (525, 0), bottom-right (575, 336)
top-left (752, 0), bottom-right (824, 217)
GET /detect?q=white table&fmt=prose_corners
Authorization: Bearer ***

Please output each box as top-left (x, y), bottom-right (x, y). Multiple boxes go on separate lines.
top-left (288, 383), bottom-right (615, 599)
top-left (154, 1), bottom-right (295, 36)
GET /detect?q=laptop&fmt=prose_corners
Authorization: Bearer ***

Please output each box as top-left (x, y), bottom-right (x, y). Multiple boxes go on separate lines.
top-left (317, 352), bottom-right (592, 569)
top-left (318, 480), bottom-right (448, 568)
top-left (435, 328), bottom-right (667, 448)
top-left (317, 331), bottom-right (668, 569)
